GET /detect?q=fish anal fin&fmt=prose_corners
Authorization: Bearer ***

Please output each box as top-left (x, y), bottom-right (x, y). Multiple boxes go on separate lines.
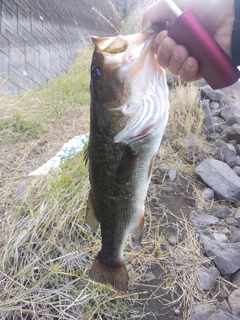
top-left (89, 255), bottom-right (129, 292)
top-left (116, 145), bottom-right (139, 185)
top-left (130, 215), bottom-right (144, 252)
top-left (85, 193), bottom-right (99, 232)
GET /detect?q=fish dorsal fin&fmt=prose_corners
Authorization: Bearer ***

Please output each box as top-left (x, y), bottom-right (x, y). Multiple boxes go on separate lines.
top-left (102, 35), bottom-right (128, 53)
top-left (92, 36), bottom-right (128, 53)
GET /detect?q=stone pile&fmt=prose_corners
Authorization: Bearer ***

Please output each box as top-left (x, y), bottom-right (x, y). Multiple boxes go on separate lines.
top-left (195, 85), bottom-right (240, 204)
top-left (188, 84), bottom-right (240, 319)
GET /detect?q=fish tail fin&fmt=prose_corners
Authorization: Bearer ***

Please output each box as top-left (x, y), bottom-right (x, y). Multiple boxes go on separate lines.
top-left (89, 255), bottom-right (129, 292)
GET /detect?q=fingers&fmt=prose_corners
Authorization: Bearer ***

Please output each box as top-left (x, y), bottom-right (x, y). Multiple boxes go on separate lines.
top-left (154, 31), bottom-right (200, 82)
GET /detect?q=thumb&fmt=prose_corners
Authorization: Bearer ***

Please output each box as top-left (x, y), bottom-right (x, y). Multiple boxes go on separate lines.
top-left (142, 0), bottom-right (176, 29)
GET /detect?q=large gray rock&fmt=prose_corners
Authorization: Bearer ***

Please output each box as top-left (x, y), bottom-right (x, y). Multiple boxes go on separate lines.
top-left (232, 270), bottom-right (240, 285)
top-left (212, 206), bottom-right (233, 219)
top-left (190, 210), bottom-right (219, 226)
top-left (201, 85), bottom-right (226, 102)
top-left (195, 159), bottom-right (240, 203)
top-left (200, 234), bottom-right (240, 276)
top-left (229, 230), bottom-right (240, 243)
top-left (213, 144), bottom-right (236, 168)
top-left (190, 304), bottom-right (239, 320)
top-left (228, 288), bottom-right (240, 317)
top-left (225, 116), bottom-right (240, 126)
top-left (220, 105), bottom-right (240, 121)
top-left (209, 310), bottom-right (240, 320)
top-left (196, 267), bottom-right (218, 291)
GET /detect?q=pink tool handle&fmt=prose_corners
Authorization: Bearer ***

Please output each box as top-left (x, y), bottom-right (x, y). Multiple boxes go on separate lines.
top-left (168, 9), bottom-right (240, 89)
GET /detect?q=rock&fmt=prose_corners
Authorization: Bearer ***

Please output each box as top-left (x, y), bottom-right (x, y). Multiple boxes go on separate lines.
top-left (215, 139), bottom-right (227, 148)
top-left (203, 115), bottom-right (215, 135)
top-left (212, 206), bottom-right (233, 219)
top-left (221, 105), bottom-right (240, 119)
top-left (220, 105), bottom-right (240, 121)
top-left (189, 304), bottom-right (214, 320)
top-left (195, 159), bottom-right (240, 203)
top-left (196, 267), bottom-right (218, 291)
top-left (201, 85), bottom-right (226, 102)
top-left (225, 217), bottom-right (239, 227)
top-left (232, 270), bottom-right (240, 285)
top-left (209, 310), bottom-right (240, 320)
top-left (200, 234), bottom-right (240, 276)
top-left (203, 188), bottom-right (215, 200)
top-left (202, 99), bottom-right (211, 115)
top-left (164, 225), bottom-right (179, 246)
top-left (219, 127), bottom-right (231, 142)
top-left (213, 144), bottom-right (236, 168)
top-left (236, 156), bottom-right (240, 166)
top-left (225, 116), bottom-right (240, 126)
top-left (229, 140), bottom-right (238, 146)
top-left (229, 230), bottom-right (240, 243)
top-left (236, 144), bottom-right (240, 156)
top-left (234, 208), bottom-right (240, 223)
top-left (217, 300), bottom-right (231, 313)
top-left (202, 100), bottom-right (215, 135)
top-left (208, 133), bottom-right (220, 142)
top-left (0, 171), bottom-right (2, 179)
top-left (167, 167), bottom-right (177, 182)
top-left (190, 210), bottom-right (219, 226)
top-left (221, 228), bottom-right (231, 236)
top-left (212, 233), bottom-right (228, 243)
top-left (210, 101), bottom-right (220, 110)
top-left (228, 124), bottom-right (240, 143)
top-left (228, 288), bottom-right (240, 317)
top-left (215, 124), bottom-right (228, 134)
top-left (217, 287), bottom-right (229, 302)
top-left (190, 304), bottom-right (239, 320)
top-left (233, 166), bottom-right (240, 176)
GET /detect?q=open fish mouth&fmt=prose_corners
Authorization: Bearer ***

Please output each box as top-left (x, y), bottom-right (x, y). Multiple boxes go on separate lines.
top-left (91, 24), bottom-right (169, 145)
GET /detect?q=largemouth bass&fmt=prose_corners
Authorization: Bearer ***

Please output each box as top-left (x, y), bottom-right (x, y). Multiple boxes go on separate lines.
top-left (86, 25), bottom-right (169, 291)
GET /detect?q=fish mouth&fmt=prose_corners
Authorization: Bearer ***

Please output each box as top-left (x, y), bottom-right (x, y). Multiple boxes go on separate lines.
top-left (111, 25), bottom-right (169, 145)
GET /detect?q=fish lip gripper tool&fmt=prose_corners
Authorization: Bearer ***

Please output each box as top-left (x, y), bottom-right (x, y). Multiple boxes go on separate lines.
top-left (164, 0), bottom-right (240, 89)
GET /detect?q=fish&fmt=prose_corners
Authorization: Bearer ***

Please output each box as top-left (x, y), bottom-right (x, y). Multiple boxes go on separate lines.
top-left (85, 25), bottom-right (170, 292)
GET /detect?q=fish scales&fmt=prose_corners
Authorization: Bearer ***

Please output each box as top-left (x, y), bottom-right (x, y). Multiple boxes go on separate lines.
top-left (86, 24), bottom-right (169, 291)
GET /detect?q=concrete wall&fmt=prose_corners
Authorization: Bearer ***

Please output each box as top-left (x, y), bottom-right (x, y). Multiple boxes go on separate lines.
top-left (0, 0), bottom-right (121, 94)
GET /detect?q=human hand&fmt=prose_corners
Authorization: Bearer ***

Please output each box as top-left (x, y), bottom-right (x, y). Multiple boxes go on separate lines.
top-left (142, 0), bottom-right (235, 82)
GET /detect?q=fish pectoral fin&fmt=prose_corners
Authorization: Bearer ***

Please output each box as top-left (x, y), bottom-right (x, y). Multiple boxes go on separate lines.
top-left (116, 145), bottom-right (139, 185)
top-left (89, 254), bottom-right (129, 292)
top-left (130, 216), bottom-right (144, 252)
top-left (85, 193), bottom-right (99, 232)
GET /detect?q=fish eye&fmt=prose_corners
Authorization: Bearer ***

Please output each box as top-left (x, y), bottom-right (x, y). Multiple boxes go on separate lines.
top-left (92, 67), bottom-right (102, 80)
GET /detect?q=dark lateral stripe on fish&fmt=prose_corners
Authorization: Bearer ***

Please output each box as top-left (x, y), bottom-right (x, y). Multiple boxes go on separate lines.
top-left (89, 254), bottom-right (129, 291)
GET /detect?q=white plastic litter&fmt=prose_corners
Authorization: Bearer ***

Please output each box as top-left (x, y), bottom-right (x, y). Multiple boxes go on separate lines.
top-left (29, 133), bottom-right (89, 176)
